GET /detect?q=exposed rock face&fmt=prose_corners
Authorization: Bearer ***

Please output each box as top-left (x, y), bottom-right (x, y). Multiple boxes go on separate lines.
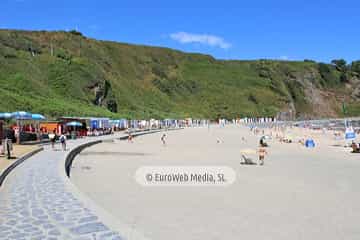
top-left (278, 66), bottom-right (360, 119)
top-left (350, 76), bottom-right (360, 100)
top-left (88, 81), bottom-right (117, 113)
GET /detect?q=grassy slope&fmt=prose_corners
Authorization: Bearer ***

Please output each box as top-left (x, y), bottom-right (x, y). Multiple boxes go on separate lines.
top-left (0, 29), bottom-right (358, 119)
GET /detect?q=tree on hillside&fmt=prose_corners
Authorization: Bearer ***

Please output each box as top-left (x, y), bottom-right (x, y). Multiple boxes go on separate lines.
top-left (318, 63), bottom-right (339, 86)
top-left (331, 59), bottom-right (347, 72)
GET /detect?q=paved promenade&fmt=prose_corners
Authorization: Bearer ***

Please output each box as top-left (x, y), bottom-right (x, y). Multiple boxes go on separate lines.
top-left (0, 133), bottom-right (129, 240)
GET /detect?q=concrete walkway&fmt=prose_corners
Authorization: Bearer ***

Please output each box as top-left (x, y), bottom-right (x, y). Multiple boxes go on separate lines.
top-left (0, 133), bottom-right (130, 240)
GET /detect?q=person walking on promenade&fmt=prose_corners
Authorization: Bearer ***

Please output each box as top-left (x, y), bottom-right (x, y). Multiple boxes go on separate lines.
top-left (60, 133), bottom-right (67, 151)
top-left (161, 134), bottom-right (166, 146)
top-left (258, 145), bottom-right (267, 166)
top-left (5, 137), bottom-right (13, 159)
top-left (49, 130), bottom-right (56, 150)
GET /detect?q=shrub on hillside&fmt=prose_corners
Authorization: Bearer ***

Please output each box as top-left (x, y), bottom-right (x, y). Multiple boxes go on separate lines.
top-left (351, 61), bottom-right (360, 74)
top-left (318, 63), bottom-right (339, 86)
top-left (68, 30), bottom-right (83, 36)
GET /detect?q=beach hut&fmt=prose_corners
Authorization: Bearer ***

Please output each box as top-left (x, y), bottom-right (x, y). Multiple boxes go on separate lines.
top-left (88, 118), bottom-right (110, 130)
top-left (149, 119), bottom-right (159, 129)
top-left (99, 118), bottom-right (110, 129)
top-left (59, 117), bottom-right (88, 137)
top-left (164, 119), bottom-right (176, 128)
top-left (139, 120), bottom-right (147, 129)
top-left (119, 119), bottom-right (128, 129)
top-left (129, 120), bottom-right (138, 129)
top-left (109, 120), bottom-right (119, 130)
top-left (87, 117), bottom-right (110, 135)
top-left (90, 118), bottom-right (99, 130)
top-left (109, 119), bottom-right (128, 130)
top-left (40, 121), bottom-right (62, 135)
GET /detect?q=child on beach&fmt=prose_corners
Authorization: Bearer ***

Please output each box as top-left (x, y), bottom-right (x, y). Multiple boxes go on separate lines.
top-left (258, 146), bottom-right (267, 165)
top-left (128, 131), bottom-right (133, 143)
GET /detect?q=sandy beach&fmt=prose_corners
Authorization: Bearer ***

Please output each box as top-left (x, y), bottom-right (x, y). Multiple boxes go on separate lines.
top-left (0, 144), bottom-right (39, 172)
top-left (71, 125), bottom-right (360, 240)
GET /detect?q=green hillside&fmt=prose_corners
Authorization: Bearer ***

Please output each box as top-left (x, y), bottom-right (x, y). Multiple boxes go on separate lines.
top-left (0, 29), bottom-right (359, 119)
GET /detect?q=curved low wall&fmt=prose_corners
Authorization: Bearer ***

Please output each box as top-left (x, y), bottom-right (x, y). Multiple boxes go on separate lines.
top-left (65, 140), bottom-right (102, 177)
top-left (65, 129), bottom-right (171, 178)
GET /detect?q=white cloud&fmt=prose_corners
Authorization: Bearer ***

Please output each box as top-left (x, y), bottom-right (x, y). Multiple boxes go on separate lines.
top-left (279, 56), bottom-right (289, 60)
top-left (170, 32), bottom-right (231, 49)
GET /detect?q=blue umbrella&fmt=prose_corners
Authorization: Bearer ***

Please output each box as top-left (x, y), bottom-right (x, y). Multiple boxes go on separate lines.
top-left (12, 111), bottom-right (32, 120)
top-left (31, 114), bottom-right (46, 120)
top-left (0, 112), bottom-right (12, 119)
top-left (66, 121), bottom-right (82, 127)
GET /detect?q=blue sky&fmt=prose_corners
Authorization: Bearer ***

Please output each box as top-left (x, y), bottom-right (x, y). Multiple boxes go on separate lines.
top-left (1, 0), bottom-right (360, 62)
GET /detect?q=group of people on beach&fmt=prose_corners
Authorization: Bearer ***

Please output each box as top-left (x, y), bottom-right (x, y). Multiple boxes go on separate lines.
top-left (127, 131), bottom-right (167, 146)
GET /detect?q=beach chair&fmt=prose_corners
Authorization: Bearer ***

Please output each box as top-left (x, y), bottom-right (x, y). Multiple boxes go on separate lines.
top-left (241, 154), bottom-right (256, 165)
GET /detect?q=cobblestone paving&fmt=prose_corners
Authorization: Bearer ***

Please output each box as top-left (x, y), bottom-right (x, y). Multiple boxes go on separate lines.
top-left (0, 137), bottom-right (124, 240)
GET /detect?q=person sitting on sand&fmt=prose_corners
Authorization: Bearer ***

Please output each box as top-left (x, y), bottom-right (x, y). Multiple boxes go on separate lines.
top-left (258, 146), bottom-right (267, 165)
top-left (351, 141), bottom-right (360, 153)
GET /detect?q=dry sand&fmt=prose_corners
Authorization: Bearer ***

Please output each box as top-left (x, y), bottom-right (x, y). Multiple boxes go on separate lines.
top-left (71, 125), bottom-right (360, 240)
top-left (0, 144), bottom-right (39, 172)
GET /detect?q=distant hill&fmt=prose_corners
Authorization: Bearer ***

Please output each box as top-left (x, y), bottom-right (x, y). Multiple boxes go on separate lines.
top-left (0, 29), bottom-right (359, 119)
